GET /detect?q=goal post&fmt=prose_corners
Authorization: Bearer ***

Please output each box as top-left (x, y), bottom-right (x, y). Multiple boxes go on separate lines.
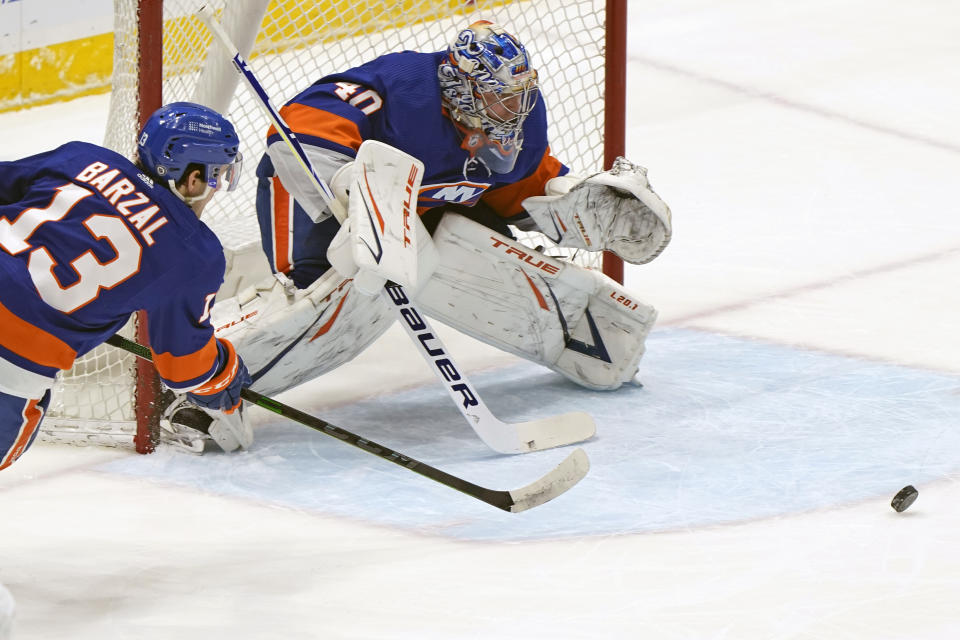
top-left (603, 0), bottom-right (627, 284)
top-left (39, 0), bottom-right (628, 451)
top-left (133, 0), bottom-right (164, 454)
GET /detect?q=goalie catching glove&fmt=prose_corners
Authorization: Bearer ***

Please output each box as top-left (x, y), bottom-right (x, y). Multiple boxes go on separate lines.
top-left (520, 157), bottom-right (673, 264)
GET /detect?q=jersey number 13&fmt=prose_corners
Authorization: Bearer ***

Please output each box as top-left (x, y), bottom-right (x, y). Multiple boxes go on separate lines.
top-left (0, 183), bottom-right (142, 313)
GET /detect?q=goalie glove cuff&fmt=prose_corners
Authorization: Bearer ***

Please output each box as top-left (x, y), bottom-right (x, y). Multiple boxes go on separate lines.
top-left (325, 216), bottom-right (390, 296)
top-left (329, 161), bottom-right (353, 209)
top-left (327, 218), bottom-right (359, 278)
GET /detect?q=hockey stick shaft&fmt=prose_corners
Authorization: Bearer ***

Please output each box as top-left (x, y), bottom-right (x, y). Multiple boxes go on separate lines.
top-left (106, 333), bottom-right (587, 512)
top-left (383, 282), bottom-right (596, 453)
top-left (198, 7), bottom-right (595, 454)
top-left (197, 7), bottom-right (337, 213)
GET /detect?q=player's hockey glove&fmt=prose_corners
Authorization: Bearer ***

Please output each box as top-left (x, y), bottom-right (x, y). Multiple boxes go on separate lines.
top-left (160, 392), bottom-right (253, 454)
top-left (183, 338), bottom-right (254, 452)
top-left (186, 338), bottom-right (250, 412)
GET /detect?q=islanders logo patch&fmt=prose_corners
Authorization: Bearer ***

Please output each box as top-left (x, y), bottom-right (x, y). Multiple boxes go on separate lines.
top-left (419, 181), bottom-right (491, 207)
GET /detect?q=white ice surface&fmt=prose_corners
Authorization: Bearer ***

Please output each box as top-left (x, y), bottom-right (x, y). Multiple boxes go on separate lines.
top-left (2, 1), bottom-right (960, 638)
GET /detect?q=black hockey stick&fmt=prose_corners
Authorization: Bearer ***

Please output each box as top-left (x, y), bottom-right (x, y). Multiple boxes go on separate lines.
top-left (106, 334), bottom-right (589, 513)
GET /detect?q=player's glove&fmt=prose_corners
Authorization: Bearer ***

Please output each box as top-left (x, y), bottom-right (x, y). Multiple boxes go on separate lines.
top-left (205, 403), bottom-right (252, 452)
top-left (160, 392), bottom-right (253, 453)
top-left (186, 338), bottom-right (251, 412)
top-left (181, 338), bottom-right (253, 452)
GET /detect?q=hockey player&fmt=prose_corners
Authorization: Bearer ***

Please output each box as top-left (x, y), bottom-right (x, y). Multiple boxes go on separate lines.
top-left (0, 102), bottom-right (253, 469)
top-left (202, 21), bottom-right (672, 437)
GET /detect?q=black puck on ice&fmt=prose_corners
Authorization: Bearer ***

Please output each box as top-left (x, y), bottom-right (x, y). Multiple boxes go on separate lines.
top-left (891, 485), bottom-right (918, 513)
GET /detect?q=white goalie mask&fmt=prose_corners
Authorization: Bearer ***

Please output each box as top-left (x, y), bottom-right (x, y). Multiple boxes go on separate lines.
top-left (438, 20), bottom-right (539, 174)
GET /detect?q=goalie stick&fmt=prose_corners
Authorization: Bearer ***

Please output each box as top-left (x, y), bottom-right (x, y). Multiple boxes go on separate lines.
top-left (106, 334), bottom-right (588, 513)
top-left (198, 7), bottom-right (597, 454)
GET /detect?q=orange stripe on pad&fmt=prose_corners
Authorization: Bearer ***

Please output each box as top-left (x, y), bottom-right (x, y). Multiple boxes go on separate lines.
top-left (0, 300), bottom-right (77, 370)
top-left (362, 165), bottom-right (385, 232)
top-left (310, 291), bottom-right (350, 342)
top-left (521, 271), bottom-right (550, 311)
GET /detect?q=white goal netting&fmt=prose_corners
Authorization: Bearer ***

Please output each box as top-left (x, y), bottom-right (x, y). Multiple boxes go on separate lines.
top-left (41, 0), bottom-right (619, 448)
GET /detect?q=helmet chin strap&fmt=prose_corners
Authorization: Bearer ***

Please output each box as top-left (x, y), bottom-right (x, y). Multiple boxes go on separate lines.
top-left (169, 179), bottom-right (214, 205)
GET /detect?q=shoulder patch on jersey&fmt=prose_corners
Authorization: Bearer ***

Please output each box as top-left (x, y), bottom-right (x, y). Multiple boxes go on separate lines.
top-left (419, 181), bottom-right (491, 207)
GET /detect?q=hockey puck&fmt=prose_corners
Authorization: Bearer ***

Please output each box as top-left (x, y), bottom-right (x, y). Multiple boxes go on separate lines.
top-left (891, 485), bottom-right (918, 513)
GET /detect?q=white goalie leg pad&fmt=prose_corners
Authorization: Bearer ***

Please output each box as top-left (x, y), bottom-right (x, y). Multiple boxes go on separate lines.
top-left (210, 269), bottom-right (395, 396)
top-left (521, 157), bottom-right (673, 264)
top-left (414, 214), bottom-right (658, 390)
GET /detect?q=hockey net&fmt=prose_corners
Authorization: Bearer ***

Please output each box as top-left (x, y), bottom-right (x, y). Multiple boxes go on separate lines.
top-left (39, 0), bottom-right (627, 450)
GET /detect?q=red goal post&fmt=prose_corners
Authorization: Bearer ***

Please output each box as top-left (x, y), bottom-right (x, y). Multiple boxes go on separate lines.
top-left (38, 0), bottom-right (627, 451)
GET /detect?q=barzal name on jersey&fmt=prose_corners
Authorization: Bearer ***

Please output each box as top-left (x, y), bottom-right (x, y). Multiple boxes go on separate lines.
top-left (0, 141), bottom-right (229, 398)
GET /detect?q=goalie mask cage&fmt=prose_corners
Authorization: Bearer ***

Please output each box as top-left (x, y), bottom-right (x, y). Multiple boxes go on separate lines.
top-left (39, 0), bottom-right (627, 451)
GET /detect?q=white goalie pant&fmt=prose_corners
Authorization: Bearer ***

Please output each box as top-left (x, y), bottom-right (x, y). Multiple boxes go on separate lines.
top-left (210, 269), bottom-right (395, 397)
top-left (414, 214), bottom-right (658, 391)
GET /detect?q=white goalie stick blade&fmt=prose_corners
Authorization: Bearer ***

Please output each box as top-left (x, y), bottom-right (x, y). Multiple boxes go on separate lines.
top-left (506, 448), bottom-right (590, 512)
top-left (384, 282), bottom-right (597, 454)
top-left (505, 410), bottom-right (597, 454)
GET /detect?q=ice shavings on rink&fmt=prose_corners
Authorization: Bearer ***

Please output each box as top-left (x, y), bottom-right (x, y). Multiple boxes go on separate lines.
top-left (99, 327), bottom-right (960, 541)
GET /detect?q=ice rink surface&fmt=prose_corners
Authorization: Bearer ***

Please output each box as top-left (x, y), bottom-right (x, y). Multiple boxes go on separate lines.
top-left (2, 1), bottom-right (960, 637)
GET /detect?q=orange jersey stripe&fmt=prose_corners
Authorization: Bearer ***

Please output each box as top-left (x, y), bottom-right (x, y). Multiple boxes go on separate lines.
top-left (0, 300), bottom-right (77, 370)
top-left (271, 176), bottom-right (293, 274)
top-left (191, 338), bottom-right (238, 396)
top-left (151, 335), bottom-right (218, 384)
top-left (190, 339), bottom-right (241, 413)
top-left (0, 398), bottom-right (44, 471)
top-left (268, 103), bottom-right (364, 152)
top-left (481, 149), bottom-right (564, 217)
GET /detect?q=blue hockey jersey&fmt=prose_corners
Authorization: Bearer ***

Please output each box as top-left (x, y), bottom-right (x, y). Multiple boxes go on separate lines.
top-left (257, 49), bottom-right (569, 283)
top-left (0, 141), bottom-right (229, 395)
top-left (269, 50), bottom-right (567, 214)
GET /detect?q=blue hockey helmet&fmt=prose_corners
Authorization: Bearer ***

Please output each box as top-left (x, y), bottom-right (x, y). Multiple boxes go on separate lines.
top-left (137, 102), bottom-right (243, 193)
